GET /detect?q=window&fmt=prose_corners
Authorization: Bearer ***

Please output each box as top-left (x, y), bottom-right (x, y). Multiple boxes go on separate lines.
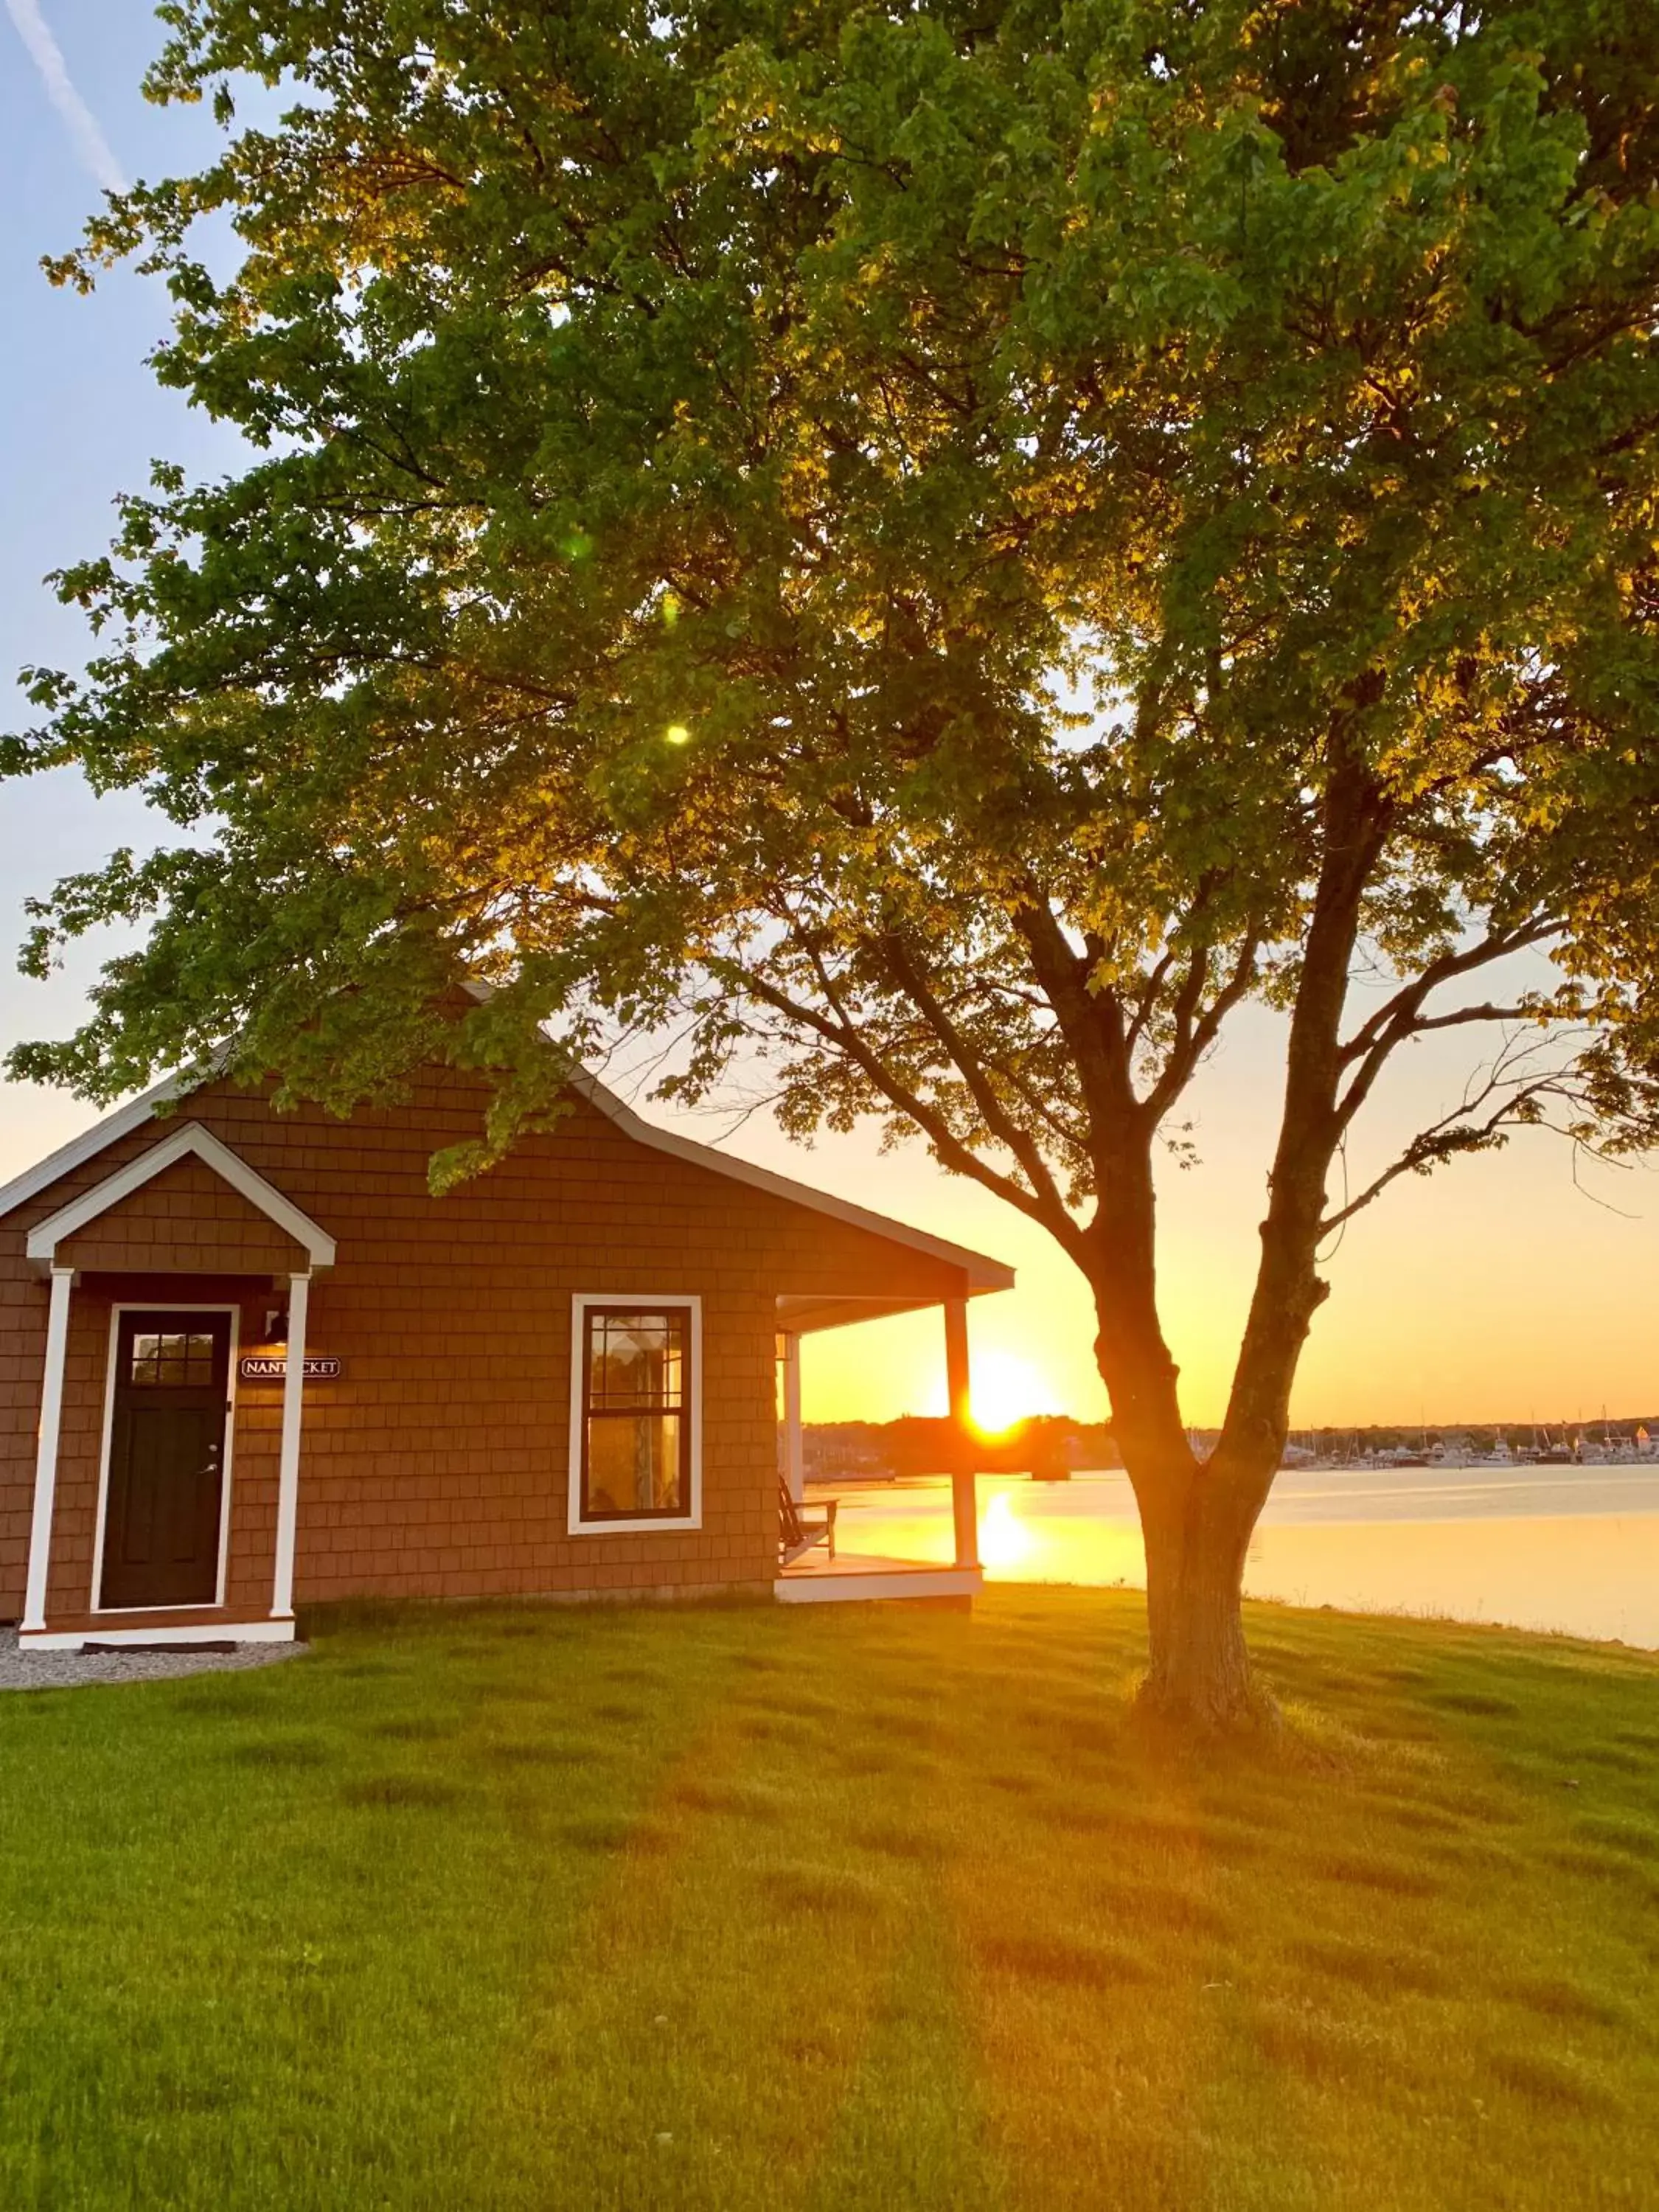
top-left (571, 1298), bottom-right (700, 1530)
top-left (129, 1331), bottom-right (218, 1387)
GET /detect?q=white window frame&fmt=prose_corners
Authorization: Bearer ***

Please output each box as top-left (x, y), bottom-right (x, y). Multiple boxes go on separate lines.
top-left (91, 1301), bottom-right (241, 1615)
top-left (567, 1293), bottom-right (703, 1534)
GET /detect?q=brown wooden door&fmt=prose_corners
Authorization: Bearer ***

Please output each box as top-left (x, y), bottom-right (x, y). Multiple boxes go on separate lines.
top-left (100, 1312), bottom-right (232, 1610)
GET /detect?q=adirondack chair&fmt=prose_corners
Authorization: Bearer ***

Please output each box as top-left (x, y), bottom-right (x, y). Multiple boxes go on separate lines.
top-left (777, 1476), bottom-right (838, 1565)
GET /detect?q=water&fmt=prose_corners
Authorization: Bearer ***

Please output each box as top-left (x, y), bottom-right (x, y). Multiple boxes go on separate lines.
top-left (815, 1464), bottom-right (1659, 1649)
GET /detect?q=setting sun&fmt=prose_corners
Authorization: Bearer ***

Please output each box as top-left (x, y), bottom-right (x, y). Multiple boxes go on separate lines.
top-left (970, 1350), bottom-right (1061, 1437)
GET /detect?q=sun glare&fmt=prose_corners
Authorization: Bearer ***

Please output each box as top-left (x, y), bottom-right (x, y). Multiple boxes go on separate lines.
top-left (970, 1351), bottom-right (1059, 1437)
top-left (976, 1489), bottom-right (1038, 1571)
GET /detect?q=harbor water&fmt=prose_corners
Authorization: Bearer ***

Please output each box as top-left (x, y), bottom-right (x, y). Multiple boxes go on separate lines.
top-left (813, 1463), bottom-right (1659, 1649)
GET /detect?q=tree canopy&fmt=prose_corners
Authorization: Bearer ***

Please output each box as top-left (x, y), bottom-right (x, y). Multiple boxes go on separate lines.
top-left (9, 0), bottom-right (1659, 1719)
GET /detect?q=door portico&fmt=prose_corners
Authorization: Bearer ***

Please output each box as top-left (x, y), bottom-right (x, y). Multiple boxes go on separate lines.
top-left (16, 1124), bottom-right (335, 1649)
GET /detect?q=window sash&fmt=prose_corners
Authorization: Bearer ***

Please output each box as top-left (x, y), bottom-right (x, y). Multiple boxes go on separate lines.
top-left (579, 1306), bottom-right (694, 1523)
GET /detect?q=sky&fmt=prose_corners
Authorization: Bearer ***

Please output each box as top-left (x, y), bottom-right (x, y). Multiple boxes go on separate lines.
top-left (1, 5), bottom-right (1655, 1436)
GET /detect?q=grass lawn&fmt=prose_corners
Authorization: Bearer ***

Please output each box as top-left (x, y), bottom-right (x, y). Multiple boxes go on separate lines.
top-left (1, 1588), bottom-right (1655, 2211)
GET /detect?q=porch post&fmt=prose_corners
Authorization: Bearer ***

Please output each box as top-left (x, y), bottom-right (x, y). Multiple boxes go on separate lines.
top-left (944, 1295), bottom-right (979, 1571)
top-left (781, 1332), bottom-right (804, 1504)
top-left (21, 1266), bottom-right (74, 1633)
top-left (271, 1270), bottom-right (310, 1621)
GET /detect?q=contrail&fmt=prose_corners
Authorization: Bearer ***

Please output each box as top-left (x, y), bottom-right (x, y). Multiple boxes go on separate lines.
top-left (5, 0), bottom-right (126, 195)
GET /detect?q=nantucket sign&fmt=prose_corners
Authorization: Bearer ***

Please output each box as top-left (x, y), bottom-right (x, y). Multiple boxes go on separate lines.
top-left (239, 1354), bottom-right (343, 1382)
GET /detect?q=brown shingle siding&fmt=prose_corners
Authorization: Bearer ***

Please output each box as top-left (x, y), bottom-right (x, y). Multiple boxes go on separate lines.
top-left (0, 1065), bottom-right (970, 1623)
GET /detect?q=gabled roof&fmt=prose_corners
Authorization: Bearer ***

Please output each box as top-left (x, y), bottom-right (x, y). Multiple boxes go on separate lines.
top-left (22, 1119), bottom-right (337, 1271)
top-left (0, 1069), bottom-right (194, 1225)
top-left (0, 1068), bottom-right (1013, 1293)
top-left (570, 1072), bottom-right (1012, 1291)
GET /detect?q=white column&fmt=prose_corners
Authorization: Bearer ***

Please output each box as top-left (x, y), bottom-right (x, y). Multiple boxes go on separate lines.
top-left (945, 1295), bottom-right (979, 1571)
top-left (22, 1267), bottom-right (75, 1633)
top-left (781, 1332), bottom-right (804, 1503)
top-left (271, 1270), bottom-right (310, 1621)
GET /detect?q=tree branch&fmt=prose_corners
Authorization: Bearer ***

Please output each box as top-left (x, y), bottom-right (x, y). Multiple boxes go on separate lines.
top-left (1141, 933), bottom-right (1262, 1125)
top-left (1008, 893), bottom-right (1134, 1138)
top-left (1339, 919), bottom-right (1559, 1062)
top-left (739, 964), bottom-right (1090, 1262)
top-left (1321, 1037), bottom-right (1588, 1234)
top-left (1335, 918), bottom-right (1561, 1131)
top-left (1391, 1001), bottom-right (1540, 1038)
top-left (874, 931), bottom-right (1078, 1222)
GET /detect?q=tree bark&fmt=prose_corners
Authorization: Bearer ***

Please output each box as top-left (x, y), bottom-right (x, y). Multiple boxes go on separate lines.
top-left (1079, 1053), bottom-right (1267, 1728)
top-left (1088, 708), bottom-right (1394, 1731)
top-left (1140, 1495), bottom-right (1256, 1730)
top-left (1083, 1143), bottom-right (1268, 1730)
top-left (1220, 709), bottom-right (1392, 1476)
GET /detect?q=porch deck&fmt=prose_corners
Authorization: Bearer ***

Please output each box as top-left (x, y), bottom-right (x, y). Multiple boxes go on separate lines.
top-left (775, 1547), bottom-right (982, 1604)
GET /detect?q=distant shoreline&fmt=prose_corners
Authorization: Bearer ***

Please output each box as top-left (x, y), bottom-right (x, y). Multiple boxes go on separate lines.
top-left (810, 1455), bottom-right (1659, 1485)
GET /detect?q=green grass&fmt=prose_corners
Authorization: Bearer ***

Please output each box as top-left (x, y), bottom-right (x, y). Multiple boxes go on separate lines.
top-left (1, 1589), bottom-right (1656, 2211)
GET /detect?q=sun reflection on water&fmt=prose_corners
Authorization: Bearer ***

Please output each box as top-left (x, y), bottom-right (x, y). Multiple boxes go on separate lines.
top-left (815, 1468), bottom-right (1659, 1647)
top-left (975, 1490), bottom-right (1037, 1571)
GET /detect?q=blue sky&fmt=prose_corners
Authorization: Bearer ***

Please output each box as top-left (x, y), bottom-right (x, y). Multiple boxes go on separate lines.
top-left (1, 2), bottom-right (234, 1163)
top-left (1, 4), bottom-right (1654, 1429)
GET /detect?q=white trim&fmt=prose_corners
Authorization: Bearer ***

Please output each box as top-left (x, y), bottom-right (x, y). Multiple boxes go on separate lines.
top-left (776, 1565), bottom-right (983, 1605)
top-left (21, 1267), bottom-right (75, 1634)
top-left (88, 1301), bottom-right (240, 1616)
top-left (567, 1293), bottom-right (703, 1534)
top-left (945, 1295), bottom-right (980, 1573)
top-left (24, 1121), bottom-right (335, 1270)
top-left (571, 1072), bottom-right (1014, 1291)
top-left (271, 1271), bottom-right (310, 1618)
top-left (0, 1070), bottom-right (200, 1225)
top-left (19, 1618), bottom-right (296, 1652)
top-left (779, 1332), bottom-right (804, 1504)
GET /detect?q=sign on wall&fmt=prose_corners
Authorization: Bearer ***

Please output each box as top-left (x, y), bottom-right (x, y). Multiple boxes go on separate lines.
top-left (238, 1354), bottom-right (343, 1382)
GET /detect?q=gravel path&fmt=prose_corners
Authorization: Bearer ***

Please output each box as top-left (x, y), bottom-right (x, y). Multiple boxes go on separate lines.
top-left (0, 1627), bottom-right (307, 1691)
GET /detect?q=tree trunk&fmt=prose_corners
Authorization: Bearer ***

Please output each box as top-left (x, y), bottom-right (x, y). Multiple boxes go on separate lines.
top-left (1130, 1458), bottom-right (1267, 1731)
top-left (1082, 1133), bottom-right (1273, 1731)
top-left (1073, 730), bottom-right (1393, 1727)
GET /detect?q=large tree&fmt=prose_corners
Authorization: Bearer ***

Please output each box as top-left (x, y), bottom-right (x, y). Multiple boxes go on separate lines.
top-left (7, 0), bottom-right (1659, 1725)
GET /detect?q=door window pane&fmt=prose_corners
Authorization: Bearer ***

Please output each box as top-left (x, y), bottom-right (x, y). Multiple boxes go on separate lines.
top-left (129, 1328), bottom-right (218, 1387)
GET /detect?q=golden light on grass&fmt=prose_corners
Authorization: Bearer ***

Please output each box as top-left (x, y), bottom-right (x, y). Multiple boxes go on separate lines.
top-left (2, 1591), bottom-right (1655, 2204)
top-left (665, 723), bottom-right (692, 745)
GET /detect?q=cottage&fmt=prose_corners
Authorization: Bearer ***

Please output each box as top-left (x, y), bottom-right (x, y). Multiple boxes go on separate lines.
top-left (0, 1062), bottom-right (1012, 1649)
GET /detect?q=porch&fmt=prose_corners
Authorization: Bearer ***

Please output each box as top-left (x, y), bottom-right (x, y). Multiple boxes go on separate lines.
top-left (773, 1290), bottom-right (987, 1605)
top-left (776, 1545), bottom-right (982, 1604)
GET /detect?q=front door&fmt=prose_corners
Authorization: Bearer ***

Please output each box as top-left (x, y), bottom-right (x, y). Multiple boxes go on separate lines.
top-left (100, 1311), bottom-right (232, 1610)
